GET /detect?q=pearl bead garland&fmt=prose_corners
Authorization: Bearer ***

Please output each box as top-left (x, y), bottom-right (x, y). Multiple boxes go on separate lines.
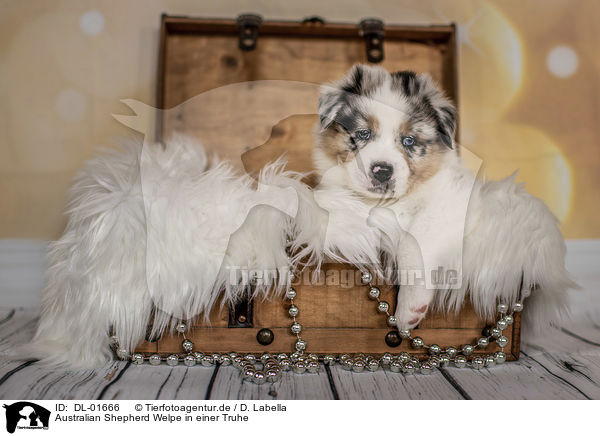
top-left (114, 268), bottom-right (530, 384)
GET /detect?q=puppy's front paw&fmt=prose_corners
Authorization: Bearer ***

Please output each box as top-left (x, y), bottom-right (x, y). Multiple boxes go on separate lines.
top-left (395, 303), bottom-right (429, 330)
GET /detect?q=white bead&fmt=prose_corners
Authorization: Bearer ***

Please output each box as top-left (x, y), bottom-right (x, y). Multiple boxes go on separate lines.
top-left (454, 355), bottom-right (467, 368)
top-left (132, 353), bottom-right (144, 364)
top-left (182, 339), bottom-right (194, 352)
top-left (291, 322), bottom-right (302, 334)
top-left (286, 288), bottom-right (297, 299)
top-left (477, 337), bottom-right (489, 348)
top-left (399, 330), bottom-right (411, 339)
top-left (184, 355), bottom-right (196, 367)
top-left (368, 286), bottom-right (381, 300)
top-left (149, 354), bottom-right (161, 365)
top-left (462, 344), bottom-right (474, 356)
top-left (288, 305), bottom-right (299, 317)
top-left (176, 323), bottom-right (186, 333)
top-left (494, 351), bottom-right (507, 364)
top-left (377, 301), bottom-right (389, 313)
top-left (387, 315), bottom-right (397, 327)
top-left (485, 355), bottom-right (496, 367)
top-left (361, 271), bottom-right (372, 284)
top-left (411, 337), bottom-right (424, 348)
top-left (497, 303), bottom-right (508, 314)
top-left (496, 335), bottom-right (509, 348)
top-left (513, 302), bottom-right (523, 312)
top-left (471, 356), bottom-right (485, 369)
top-left (166, 355), bottom-right (179, 366)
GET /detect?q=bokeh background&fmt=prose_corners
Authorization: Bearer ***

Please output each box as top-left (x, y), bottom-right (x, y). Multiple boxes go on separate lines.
top-left (1, 0), bottom-right (599, 241)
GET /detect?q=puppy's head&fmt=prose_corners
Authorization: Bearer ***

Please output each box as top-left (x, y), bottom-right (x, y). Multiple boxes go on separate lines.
top-left (314, 64), bottom-right (456, 199)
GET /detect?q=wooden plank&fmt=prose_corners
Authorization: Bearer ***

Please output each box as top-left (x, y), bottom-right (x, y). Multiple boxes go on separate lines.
top-left (209, 365), bottom-right (334, 400)
top-left (328, 365), bottom-right (464, 400)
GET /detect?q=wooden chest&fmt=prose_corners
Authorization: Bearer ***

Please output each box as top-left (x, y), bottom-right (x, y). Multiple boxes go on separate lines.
top-left (134, 14), bottom-right (521, 361)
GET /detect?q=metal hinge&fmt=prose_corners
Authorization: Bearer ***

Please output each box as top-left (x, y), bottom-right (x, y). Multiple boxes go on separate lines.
top-left (359, 18), bottom-right (385, 63)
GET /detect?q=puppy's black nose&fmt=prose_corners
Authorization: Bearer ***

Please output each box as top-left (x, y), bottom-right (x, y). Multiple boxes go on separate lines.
top-left (371, 162), bottom-right (394, 183)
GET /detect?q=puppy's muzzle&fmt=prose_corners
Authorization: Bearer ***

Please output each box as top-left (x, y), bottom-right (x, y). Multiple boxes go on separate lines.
top-left (370, 162), bottom-right (394, 184)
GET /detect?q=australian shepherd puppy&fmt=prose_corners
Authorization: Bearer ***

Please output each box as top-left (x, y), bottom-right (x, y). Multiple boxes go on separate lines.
top-left (294, 64), bottom-right (576, 332)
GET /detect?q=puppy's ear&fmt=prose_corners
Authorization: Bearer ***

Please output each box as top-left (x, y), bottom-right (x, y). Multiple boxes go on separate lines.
top-left (417, 73), bottom-right (457, 149)
top-left (318, 64), bottom-right (385, 131)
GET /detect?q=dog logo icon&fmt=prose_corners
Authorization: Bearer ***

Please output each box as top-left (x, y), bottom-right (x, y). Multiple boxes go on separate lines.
top-left (2, 402), bottom-right (50, 433)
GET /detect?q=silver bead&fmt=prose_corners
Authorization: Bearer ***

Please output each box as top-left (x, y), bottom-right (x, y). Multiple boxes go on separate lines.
top-left (193, 351), bottom-right (204, 361)
top-left (389, 360), bottom-right (402, 373)
top-left (291, 322), bottom-right (302, 334)
top-left (286, 288), bottom-right (296, 300)
top-left (490, 327), bottom-right (502, 338)
top-left (220, 355), bottom-right (232, 366)
top-left (367, 359), bottom-right (379, 372)
top-left (504, 315), bottom-right (514, 325)
top-left (494, 351), bottom-right (507, 364)
top-left (229, 352), bottom-right (239, 359)
top-left (454, 355), bottom-right (467, 368)
top-left (411, 337), bottom-right (424, 348)
top-left (428, 357), bottom-right (440, 368)
top-left (280, 358), bottom-right (292, 371)
top-left (513, 302), bottom-right (523, 312)
top-left (477, 337), bottom-right (489, 348)
top-left (398, 352), bottom-right (411, 362)
top-left (184, 355), bottom-right (196, 367)
top-left (485, 355), bottom-right (496, 367)
top-left (497, 319), bottom-right (508, 330)
top-left (462, 344), bottom-right (474, 356)
top-left (521, 288), bottom-right (531, 298)
top-left (288, 305), bottom-right (299, 317)
top-left (295, 339), bottom-right (306, 351)
top-left (266, 368), bottom-right (282, 382)
top-left (149, 354), bottom-right (162, 365)
top-left (182, 339), bottom-right (194, 352)
top-left (428, 344), bottom-right (441, 355)
top-left (307, 361), bottom-right (319, 373)
top-left (352, 359), bottom-right (365, 373)
top-left (446, 347), bottom-right (458, 358)
top-left (380, 353), bottom-right (393, 366)
top-left (245, 354), bottom-right (257, 362)
top-left (496, 335), bottom-right (509, 348)
top-left (254, 370), bottom-right (266, 384)
top-left (260, 353), bottom-right (272, 363)
top-left (292, 361), bottom-right (306, 374)
top-left (176, 323), bottom-right (186, 333)
top-left (212, 353), bottom-right (220, 362)
top-left (132, 353), bottom-right (144, 365)
top-left (201, 355), bottom-right (214, 367)
top-left (402, 362), bottom-right (416, 374)
top-left (243, 368), bottom-right (255, 380)
top-left (420, 362), bottom-right (433, 375)
top-left (361, 271), bottom-right (372, 284)
top-left (339, 353), bottom-right (351, 363)
top-left (387, 315), bottom-right (397, 327)
top-left (166, 355), bottom-right (179, 366)
top-left (307, 353), bottom-right (319, 361)
top-left (399, 329), bottom-right (411, 339)
top-left (471, 356), bottom-right (485, 370)
top-left (368, 286), bottom-right (381, 300)
top-left (377, 301), bottom-right (390, 313)
top-left (232, 356), bottom-right (244, 369)
top-left (341, 359), bottom-right (353, 371)
top-left (438, 354), bottom-right (450, 367)
top-left (323, 355), bottom-right (335, 365)
top-left (290, 352), bottom-right (303, 362)
top-left (497, 303), bottom-right (508, 314)
top-left (116, 348), bottom-right (129, 360)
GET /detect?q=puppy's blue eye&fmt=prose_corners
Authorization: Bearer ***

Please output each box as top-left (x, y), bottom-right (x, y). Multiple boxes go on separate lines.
top-left (355, 129), bottom-right (371, 141)
top-left (402, 135), bottom-right (416, 147)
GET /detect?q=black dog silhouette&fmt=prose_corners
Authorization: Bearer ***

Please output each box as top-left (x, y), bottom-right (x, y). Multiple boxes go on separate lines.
top-left (3, 402), bottom-right (50, 434)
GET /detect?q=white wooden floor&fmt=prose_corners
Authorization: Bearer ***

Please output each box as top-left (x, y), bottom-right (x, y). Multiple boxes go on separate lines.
top-left (1, 307), bottom-right (599, 400)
